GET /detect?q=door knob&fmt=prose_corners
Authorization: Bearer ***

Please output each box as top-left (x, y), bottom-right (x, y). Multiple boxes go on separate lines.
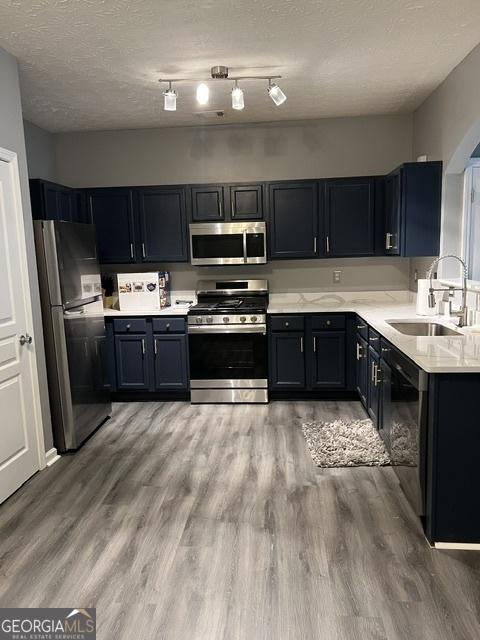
top-left (19, 334), bottom-right (33, 346)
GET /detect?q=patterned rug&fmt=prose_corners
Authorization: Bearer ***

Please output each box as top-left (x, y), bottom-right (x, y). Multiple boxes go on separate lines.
top-left (302, 418), bottom-right (391, 467)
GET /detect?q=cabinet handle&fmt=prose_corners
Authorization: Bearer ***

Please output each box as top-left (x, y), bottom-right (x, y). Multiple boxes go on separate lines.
top-left (313, 237), bottom-right (317, 252)
top-left (374, 364), bottom-right (381, 386)
top-left (142, 242), bottom-right (146, 258)
top-left (356, 343), bottom-right (362, 360)
top-left (369, 336), bottom-right (378, 342)
top-left (130, 243), bottom-right (134, 258)
top-left (357, 324), bottom-right (367, 330)
top-left (300, 337), bottom-right (304, 353)
top-left (231, 198), bottom-right (235, 218)
top-left (371, 361), bottom-right (376, 383)
top-left (154, 338), bottom-right (157, 355)
top-left (313, 336), bottom-right (317, 352)
top-left (141, 338), bottom-right (146, 355)
top-left (326, 236), bottom-right (330, 253)
top-left (219, 199), bottom-right (223, 218)
top-left (285, 321), bottom-right (289, 327)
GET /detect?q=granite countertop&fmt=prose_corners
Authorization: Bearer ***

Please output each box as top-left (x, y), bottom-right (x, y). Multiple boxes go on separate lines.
top-left (268, 290), bottom-right (480, 373)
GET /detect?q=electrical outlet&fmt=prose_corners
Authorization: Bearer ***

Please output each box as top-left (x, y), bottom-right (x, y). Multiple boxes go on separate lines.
top-left (333, 270), bottom-right (341, 283)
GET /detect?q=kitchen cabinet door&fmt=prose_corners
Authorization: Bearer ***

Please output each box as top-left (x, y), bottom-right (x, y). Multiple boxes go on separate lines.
top-left (87, 189), bottom-right (136, 263)
top-left (153, 334), bottom-right (189, 390)
top-left (356, 333), bottom-right (368, 406)
top-left (30, 179), bottom-right (75, 221)
top-left (384, 170), bottom-right (401, 255)
top-left (138, 187), bottom-right (188, 262)
top-left (367, 345), bottom-right (380, 426)
top-left (323, 178), bottom-right (375, 256)
top-left (268, 181), bottom-right (318, 259)
top-left (190, 185), bottom-right (225, 221)
top-left (269, 331), bottom-right (305, 389)
top-left (310, 330), bottom-right (346, 388)
top-left (114, 334), bottom-right (151, 391)
top-left (229, 184), bottom-right (264, 220)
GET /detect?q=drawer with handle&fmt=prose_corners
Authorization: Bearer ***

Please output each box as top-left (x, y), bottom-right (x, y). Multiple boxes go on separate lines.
top-left (152, 317), bottom-right (186, 333)
top-left (355, 315), bottom-right (368, 340)
top-left (270, 315), bottom-right (305, 331)
top-left (113, 318), bottom-right (148, 333)
top-left (311, 315), bottom-right (345, 331)
top-left (368, 327), bottom-right (381, 354)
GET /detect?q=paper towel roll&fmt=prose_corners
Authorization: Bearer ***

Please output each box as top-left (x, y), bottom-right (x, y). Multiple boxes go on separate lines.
top-left (416, 279), bottom-right (437, 316)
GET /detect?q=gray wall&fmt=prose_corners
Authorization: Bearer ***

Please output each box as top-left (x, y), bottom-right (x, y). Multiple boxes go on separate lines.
top-left (411, 42), bottom-right (480, 286)
top-left (55, 114), bottom-right (413, 187)
top-left (58, 113), bottom-right (414, 293)
top-left (0, 48), bottom-right (53, 452)
top-left (23, 120), bottom-right (56, 181)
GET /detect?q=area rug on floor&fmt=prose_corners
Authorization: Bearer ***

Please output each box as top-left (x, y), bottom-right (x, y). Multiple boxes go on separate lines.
top-left (302, 418), bottom-right (391, 467)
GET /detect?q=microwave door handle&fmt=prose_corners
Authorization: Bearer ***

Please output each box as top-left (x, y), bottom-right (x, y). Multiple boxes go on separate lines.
top-left (243, 231), bottom-right (248, 263)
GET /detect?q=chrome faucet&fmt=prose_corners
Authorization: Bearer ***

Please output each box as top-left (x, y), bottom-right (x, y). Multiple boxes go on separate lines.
top-left (426, 254), bottom-right (468, 327)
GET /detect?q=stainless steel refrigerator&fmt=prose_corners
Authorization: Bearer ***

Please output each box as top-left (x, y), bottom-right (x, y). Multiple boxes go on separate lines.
top-left (34, 220), bottom-right (112, 452)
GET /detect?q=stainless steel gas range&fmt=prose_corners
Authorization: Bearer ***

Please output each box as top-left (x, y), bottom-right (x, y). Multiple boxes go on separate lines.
top-left (188, 279), bottom-right (268, 403)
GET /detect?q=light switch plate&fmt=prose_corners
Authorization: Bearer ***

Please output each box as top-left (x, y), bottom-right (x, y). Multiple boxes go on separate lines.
top-left (333, 270), bottom-right (341, 283)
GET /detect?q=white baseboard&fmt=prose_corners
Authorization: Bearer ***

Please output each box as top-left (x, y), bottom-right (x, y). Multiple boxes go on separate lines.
top-left (434, 542), bottom-right (480, 551)
top-left (45, 447), bottom-right (60, 467)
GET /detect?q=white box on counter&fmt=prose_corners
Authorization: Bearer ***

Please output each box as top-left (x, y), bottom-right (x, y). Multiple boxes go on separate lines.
top-left (117, 272), bottom-right (170, 311)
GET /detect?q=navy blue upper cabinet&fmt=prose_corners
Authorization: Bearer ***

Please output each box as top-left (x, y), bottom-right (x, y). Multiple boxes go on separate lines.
top-left (228, 184), bottom-right (264, 220)
top-left (137, 187), bottom-right (188, 262)
top-left (30, 179), bottom-right (76, 222)
top-left (87, 188), bottom-right (136, 264)
top-left (190, 185), bottom-right (225, 221)
top-left (323, 177), bottom-right (375, 257)
top-left (384, 161), bottom-right (442, 257)
top-left (268, 181), bottom-right (319, 259)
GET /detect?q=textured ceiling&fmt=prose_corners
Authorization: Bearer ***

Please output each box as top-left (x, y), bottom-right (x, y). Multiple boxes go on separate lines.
top-left (1, 1), bottom-right (480, 132)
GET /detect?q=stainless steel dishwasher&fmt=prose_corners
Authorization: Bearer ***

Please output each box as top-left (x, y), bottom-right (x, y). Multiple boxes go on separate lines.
top-left (379, 344), bottom-right (429, 516)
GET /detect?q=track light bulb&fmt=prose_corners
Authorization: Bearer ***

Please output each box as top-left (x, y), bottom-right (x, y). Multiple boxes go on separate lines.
top-left (163, 83), bottom-right (177, 111)
top-left (268, 82), bottom-right (287, 106)
top-left (196, 83), bottom-right (209, 105)
top-left (231, 83), bottom-right (244, 110)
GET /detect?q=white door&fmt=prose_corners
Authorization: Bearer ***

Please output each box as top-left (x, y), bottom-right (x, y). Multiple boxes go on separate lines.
top-left (0, 153), bottom-right (43, 503)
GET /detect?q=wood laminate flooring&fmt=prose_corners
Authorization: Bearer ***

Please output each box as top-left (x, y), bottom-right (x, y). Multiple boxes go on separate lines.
top-left (0, 401), bottom-right (479, 640)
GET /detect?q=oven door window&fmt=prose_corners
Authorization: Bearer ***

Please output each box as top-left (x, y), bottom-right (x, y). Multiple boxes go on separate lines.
top-left (245, 233), bottom-right (265, 258)
top-left (189, 332), bottom-right (267, 380)
top-left (191, 234), bottom-right (244, 259)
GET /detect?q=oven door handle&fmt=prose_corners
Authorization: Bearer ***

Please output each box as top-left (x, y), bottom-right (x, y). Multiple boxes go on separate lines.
top-left (188, 325), bottom-right (266, 334)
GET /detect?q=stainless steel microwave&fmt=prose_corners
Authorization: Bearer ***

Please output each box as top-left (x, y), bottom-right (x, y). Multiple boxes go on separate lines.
top-left (189, 222), bottom-right (267, 266)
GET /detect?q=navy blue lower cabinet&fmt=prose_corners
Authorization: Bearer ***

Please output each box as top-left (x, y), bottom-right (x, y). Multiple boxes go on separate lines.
top-left (269, 331), bottom-right (305, 389)
top-left (355, 333), bottom-right (368, 406)
top-left (153, 334), bottom-right (188, 390)
top-left (310, 331), bottom-right (345, 388)
top-left (114, 334), bottom-right (151, 391)
top-left (367, 345), bottom-right (380, 426)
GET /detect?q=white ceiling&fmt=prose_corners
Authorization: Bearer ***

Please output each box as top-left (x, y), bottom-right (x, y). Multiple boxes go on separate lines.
top-left (1, 1), bottom-right (480, 132)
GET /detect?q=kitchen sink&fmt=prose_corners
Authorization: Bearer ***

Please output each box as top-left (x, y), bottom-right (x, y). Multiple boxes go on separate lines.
top-left (387, 321), bottom-right (462, 336)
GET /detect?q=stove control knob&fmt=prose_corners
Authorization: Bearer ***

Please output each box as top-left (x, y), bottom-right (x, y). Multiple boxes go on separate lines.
top-left (223, 316), bottom-right (230, 323)
top-left (251, 316), bottom-right (258, 323)
top-left (206, 316), bottom-right (213, 324)
top-left (240, 316), bottom-right (246, 323)
top-left (196, 316), bottom-right (203, 324)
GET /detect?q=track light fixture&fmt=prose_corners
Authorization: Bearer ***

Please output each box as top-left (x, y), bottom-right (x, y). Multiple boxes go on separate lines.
top-left (159, 66), bottom-right (286, 113)
top-left (231, 81), bottom-right (244, 110)
top-left (267, 80), bottom-right (287, 106)
top-left (163, 81), bottom-right (177, 111)
top-left (196, 83), bottom-right (209, 106)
